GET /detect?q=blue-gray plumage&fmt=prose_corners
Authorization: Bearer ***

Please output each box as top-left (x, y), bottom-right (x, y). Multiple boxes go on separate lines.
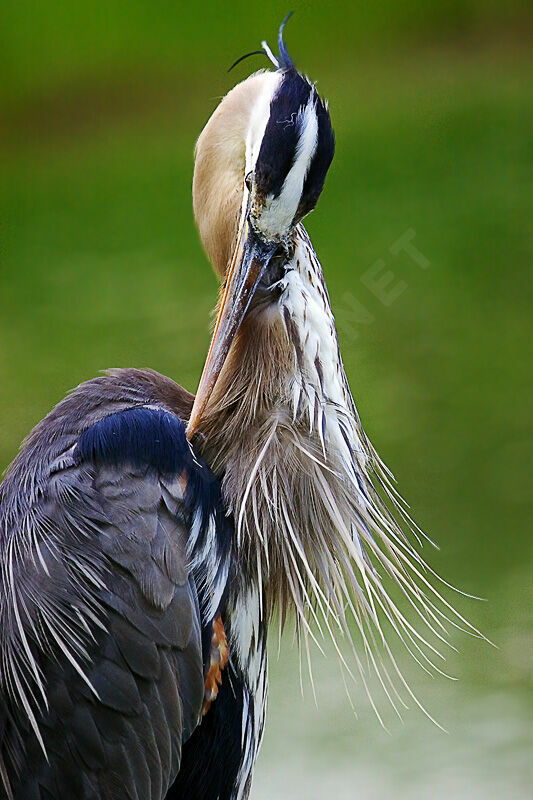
top-left (0, 370), bottom-right (235, 798)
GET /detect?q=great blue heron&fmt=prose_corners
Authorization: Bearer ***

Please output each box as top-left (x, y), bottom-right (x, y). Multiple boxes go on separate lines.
top-left (0, 17), bottom-right (479, 800)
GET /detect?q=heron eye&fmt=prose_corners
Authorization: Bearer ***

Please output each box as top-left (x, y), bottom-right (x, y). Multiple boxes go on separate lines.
top-left (245, 171), bottom-right (253, 191)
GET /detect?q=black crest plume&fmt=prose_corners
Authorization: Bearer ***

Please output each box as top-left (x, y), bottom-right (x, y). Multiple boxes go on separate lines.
top-left (228, 12), bottom-right (296, 73)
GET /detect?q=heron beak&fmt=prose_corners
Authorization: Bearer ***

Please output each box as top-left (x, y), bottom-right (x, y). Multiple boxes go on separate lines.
top-left (187, 197), bottom-right (276, 438)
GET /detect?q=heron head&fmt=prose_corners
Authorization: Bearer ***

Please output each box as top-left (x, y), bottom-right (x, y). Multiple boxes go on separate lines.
top-left (245, 66), bottom-right (335, 245)
top-left (188, 18), bottom-right (334, 436)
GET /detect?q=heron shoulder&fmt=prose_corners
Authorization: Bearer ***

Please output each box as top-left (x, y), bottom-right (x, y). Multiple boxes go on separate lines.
top-left (0, 370), bottom-right (237, 796)
top-left (1, 368), bottom-right (230, 620)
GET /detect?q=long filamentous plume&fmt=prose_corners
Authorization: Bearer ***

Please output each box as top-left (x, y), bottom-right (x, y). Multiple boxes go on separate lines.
top-left (197, 227), bottom-right (486, 729)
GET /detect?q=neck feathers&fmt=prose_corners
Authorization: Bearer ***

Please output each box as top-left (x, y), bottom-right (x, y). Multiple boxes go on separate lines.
top-left (195, 225), bottom-right (365, 614)
top-left (195, 225), bottom-right (480, 724)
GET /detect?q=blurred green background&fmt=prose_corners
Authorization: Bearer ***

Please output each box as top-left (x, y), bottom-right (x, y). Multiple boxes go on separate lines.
top-left (1, 1), bottom-right (532, 797)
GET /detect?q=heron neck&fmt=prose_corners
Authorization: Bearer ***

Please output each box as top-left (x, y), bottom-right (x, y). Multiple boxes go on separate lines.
top-left (196, 224), bottom-right (347, 460)
top-left (194, 226), bottom-right (363, 608)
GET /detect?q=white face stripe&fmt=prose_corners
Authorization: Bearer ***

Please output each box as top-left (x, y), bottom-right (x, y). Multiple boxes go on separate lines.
top-left (245, 71), bottom-right (282, 176)
top-left (245, 73), bottom-right (319, 242)
top-left (283, 98), bottom-right (319, 205)
top-left (255, 99), bottom-right (318, 240)
top-left (253, 98), bottom-right (318, 241)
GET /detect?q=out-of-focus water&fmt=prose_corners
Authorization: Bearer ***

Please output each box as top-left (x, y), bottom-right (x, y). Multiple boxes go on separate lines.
top-left (255, 642), bottom-right (532, 798)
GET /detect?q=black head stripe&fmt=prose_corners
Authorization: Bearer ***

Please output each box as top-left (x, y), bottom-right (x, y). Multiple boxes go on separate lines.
top-left (298, 98), bottom-right (335, 219)
top-left (255, 69), bottom-right (313, 199)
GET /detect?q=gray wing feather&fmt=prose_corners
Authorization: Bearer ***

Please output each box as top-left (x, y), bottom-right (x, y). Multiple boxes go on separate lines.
top-left (0, 372), bottom-right (205, 800)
